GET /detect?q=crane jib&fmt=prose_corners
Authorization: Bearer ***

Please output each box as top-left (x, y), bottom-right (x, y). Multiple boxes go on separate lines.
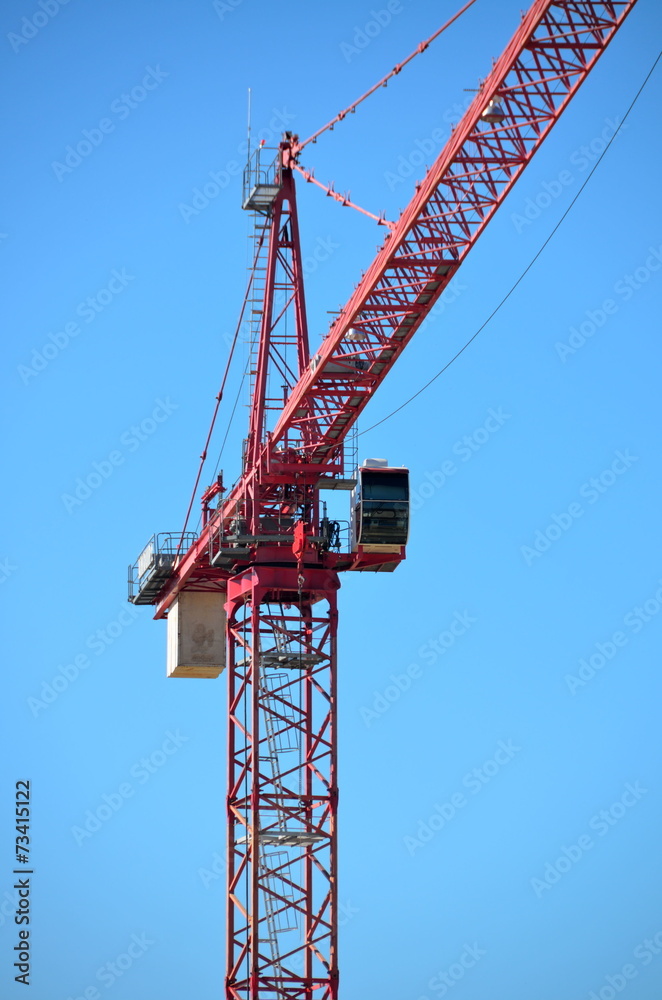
top-left (270, 0), bottom-right (638, 466)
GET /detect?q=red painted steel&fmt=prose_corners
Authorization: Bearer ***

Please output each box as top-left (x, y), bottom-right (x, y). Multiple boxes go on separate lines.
top-left (291, 162), bottom-right (391, 229)
top-left (145, 4), bottom-right (639, 997)
top-left (225, 568), bottom-right (339, 999)
top-left (276, 0), bottom-right (637, 469)
top-left (246, 168), bottom-right (311, 483)
top-left (155, 0), bottom-right (636, 620)
top-left (296, 0), bottom-right (478, 153)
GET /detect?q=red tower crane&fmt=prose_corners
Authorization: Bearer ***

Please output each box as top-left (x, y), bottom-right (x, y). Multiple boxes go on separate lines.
top-left (127, 2), bottom-right (637, 996)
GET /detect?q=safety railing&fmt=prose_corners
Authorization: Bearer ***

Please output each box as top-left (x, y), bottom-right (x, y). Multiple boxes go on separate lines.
top-left (127, 532), bottom-right (198, 604)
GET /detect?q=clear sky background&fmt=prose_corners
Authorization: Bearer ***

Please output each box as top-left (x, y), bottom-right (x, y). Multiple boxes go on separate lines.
top-left (2, 0), bottom-right (662, 997)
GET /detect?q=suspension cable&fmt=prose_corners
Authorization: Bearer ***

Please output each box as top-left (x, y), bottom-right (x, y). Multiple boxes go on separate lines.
top-left (295, 0), bottom-right (477, 154)
top-left (360, 49), bottom-right (662, 436)
top-left (176, 227), bottom-right (269, 555)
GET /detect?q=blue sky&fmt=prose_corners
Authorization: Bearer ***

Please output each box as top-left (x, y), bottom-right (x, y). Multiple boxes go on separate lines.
top-left (2, 0), bottom-right (662, 997)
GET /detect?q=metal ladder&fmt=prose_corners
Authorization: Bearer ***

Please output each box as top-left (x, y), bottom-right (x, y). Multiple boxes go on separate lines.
top-left (257, 628), bottom-right (300, 972)
top-left (246, 212), bottom-right (271, 407)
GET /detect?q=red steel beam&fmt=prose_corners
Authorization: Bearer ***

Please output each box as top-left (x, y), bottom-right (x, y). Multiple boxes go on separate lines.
top-left (271, 0), bottom-right (637, 466)
top-left (296, 0), bottom-right (478, 153)
top-left (225, 569), bottom-right (339, 999)
top-left (155, 0), bottom-right (636, 618)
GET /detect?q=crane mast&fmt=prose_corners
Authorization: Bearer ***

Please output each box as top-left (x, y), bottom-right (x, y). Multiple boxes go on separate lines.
top-left (127, 2), bottom-right (638, 996)
top-left (225, 156), bottom-right (340, 996)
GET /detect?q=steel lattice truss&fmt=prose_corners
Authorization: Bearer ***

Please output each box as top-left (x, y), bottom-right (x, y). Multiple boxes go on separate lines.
top-left (246, 171), bottom-right (312, 478)
top-left (272, 0), bottom-right (636, 466)
top-left (226, 571), bottom-right (338, 999)
top-left (155, 0), bottom-right (635, 612)
top-left (148, 4), bottom-right (639, 998)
